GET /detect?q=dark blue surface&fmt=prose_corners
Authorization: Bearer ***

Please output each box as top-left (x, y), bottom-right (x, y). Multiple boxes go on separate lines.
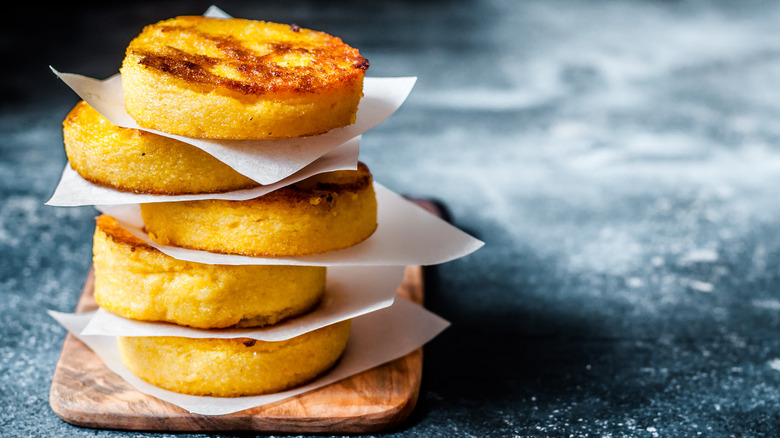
top-left (4, 1), bottom-right (780, 436)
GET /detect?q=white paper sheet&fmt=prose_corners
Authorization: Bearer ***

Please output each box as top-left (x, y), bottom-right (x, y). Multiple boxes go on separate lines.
top-left (51, 69), bottom-right (416, 185)
top-left (96, 183), bottom-right (484, 266)
top-left (48, 296), bottom-right (449, 416)
top-left (203, 5), bottom-right (231, 19)
top-left (46, 136), bottom-right (361, 206)
top-left (81, 265), bottom-right (404, 341)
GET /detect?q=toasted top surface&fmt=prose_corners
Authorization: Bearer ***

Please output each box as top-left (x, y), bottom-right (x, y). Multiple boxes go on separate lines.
top-left (125, 16), bottom-right (369, 96)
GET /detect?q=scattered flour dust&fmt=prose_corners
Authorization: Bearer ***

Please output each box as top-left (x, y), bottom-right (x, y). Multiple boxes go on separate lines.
top-left (768, 358), bottom-right (780, 371)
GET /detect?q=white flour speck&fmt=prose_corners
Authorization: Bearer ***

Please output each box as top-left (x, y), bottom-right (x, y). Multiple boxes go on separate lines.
top-left (679, 249), bottom-right (719, 264)
top-left (752, 299), bottom-right (780, 311)
top-left (687, 280), bottom-right (714, 293)
top-left (627, 277), bottom-right (644, 288)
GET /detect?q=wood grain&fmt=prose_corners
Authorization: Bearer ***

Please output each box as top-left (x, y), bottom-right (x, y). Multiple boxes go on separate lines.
top-left (49, 265), bottom-right (425, 433)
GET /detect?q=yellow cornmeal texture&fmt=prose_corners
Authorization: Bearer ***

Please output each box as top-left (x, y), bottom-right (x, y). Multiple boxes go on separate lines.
top-left (120, 16), bottom-right (369, 139)
top-left (140, 163), bottom-right (377, 257)
top-left (117, 320), bottom-right (351, 396)
top-left (63, 101), bottom-right (258, 194)
top-left (92, 215), bottom-right (325, 328)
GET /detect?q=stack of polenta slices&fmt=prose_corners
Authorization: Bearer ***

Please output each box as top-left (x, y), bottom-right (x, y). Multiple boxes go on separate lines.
top-left (61, 15), bottom-right (379, 397)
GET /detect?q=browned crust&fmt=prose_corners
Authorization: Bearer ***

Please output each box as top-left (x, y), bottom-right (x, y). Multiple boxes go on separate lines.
top-left (96, 215), bottom-right (157, 253)
top-left (130, 16), bottom-right (369, 96)
top-left (246, 161), bottom-right (373, 205)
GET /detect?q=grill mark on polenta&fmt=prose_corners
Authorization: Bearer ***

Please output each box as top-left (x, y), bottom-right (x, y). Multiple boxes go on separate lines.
top-left (133, 23), bottom-right (368, 95)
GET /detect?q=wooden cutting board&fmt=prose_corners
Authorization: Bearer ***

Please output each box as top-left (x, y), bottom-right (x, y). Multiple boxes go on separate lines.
top-left (49, 264), bottom-right (425, 433)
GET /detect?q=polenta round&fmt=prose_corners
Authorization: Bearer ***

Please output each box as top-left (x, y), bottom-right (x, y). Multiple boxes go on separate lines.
top-left (117, 320), bottom-right (351, 396)
top-left (63, 101), bottom-right (258, 194)
top-left (120, 16), bottom-right (368, 139)
top-left (92, 215), bottom-right (325, 328)
top-left (140, 162), bottom-right (377, 257)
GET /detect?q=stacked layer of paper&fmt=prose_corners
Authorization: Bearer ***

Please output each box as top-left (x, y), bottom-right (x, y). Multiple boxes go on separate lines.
top-left (47, 5), bottom-right (482, 417)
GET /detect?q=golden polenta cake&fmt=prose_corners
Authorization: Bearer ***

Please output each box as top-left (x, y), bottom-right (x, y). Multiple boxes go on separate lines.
top-left (63, 101), bottom-right (258, 194)
top-left (121, 16), bottom-right (369, 139)
top-left (92, 215), bottom-right (325, 328)
top-left (117, 320), bottom-right (351, 396)
top-left (140, 162), bottom-right (377, 257)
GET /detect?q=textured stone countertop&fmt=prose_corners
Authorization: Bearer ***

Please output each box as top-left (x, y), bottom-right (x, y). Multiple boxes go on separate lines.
top-left (4, 1), bottom-right (780, 436)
